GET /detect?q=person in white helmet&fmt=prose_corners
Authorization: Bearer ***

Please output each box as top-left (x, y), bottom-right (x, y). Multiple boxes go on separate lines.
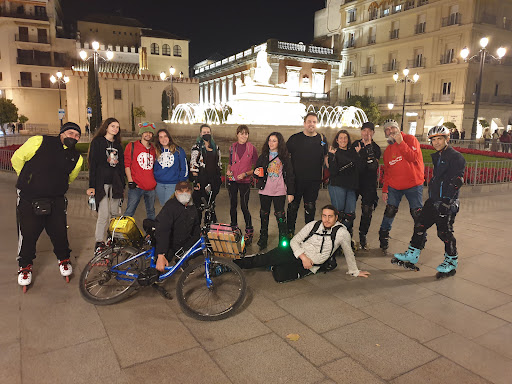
top-left (392, 125), bottom-right (465, 279)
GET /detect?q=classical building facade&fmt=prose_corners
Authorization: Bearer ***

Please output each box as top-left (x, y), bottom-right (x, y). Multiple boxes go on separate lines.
top-left (193, 39), bottom-right (341, 107)
top-left (314, 0), bottom-right (512, 137)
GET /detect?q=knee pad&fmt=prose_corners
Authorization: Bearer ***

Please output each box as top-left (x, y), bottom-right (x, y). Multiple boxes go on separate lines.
top-left (275, 211), bottom-right (286, 222)
top-left (361, 205), bottom-right (373, 217)
top-left (304, 202), bottom-right (316, 216)
top-left (288, 201), bottom-right (299, 214)
top-left (259, 209), bottom-right (270, 220)
top-left (410, 208), bottom-right (422, 223)
top-left (384, 204), bottom-right (398, 219)
top-left (437, 229), bottom-right (451, 242)
top-left (342, 212), bottom-right (355, 223)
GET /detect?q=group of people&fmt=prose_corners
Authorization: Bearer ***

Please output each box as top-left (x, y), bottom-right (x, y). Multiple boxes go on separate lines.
top-left (12, 111), bottom-right (465, 288)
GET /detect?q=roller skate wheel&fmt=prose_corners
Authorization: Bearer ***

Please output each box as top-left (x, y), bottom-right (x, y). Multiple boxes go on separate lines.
top-left (23, 286), bottom-right (27, 293)
top-left (65, 276), bottom-right (70, 283)
top-left (436, 269), bottom-right (456, 279)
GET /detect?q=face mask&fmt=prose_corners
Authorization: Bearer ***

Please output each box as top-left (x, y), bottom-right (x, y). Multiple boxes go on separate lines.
top-left (63, 137), bottom-right (78, 149)
top-left (176, 192), bottom-right (192, 205)
top-left (386, 137), bottom-right (395, 145)
top-left (202, 134), bottom-right (211, 142)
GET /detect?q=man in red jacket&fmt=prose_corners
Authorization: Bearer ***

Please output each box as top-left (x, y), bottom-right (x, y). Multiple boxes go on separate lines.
top-left (379, 120), bottom-right (424, 251)
top-left (124, 122), bottom-right (157, 219)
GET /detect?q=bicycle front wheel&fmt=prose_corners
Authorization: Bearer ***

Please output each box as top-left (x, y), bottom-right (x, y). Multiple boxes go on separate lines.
top-left (79, 246), bottom-right (142, 305)
top-left (176, 256), bottom-right (247, 321)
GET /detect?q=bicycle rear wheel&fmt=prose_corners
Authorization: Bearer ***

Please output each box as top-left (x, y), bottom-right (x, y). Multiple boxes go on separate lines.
top-left (79, 246), bottom-right (142, 305)
top-left (176, 256), bottom-right (246, 321)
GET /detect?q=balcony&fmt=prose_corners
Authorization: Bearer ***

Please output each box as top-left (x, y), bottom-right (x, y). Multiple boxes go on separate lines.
top-left (348, 15), bottom-right (357, 23)
top-left (432, 93), bottom-right (455, 102)
top-left (375, 96), bottom-right (397, 104)
top-left (491, 95), bottom-right (512, 104)
top-left (0, 8), bottom-right (48, 21)
top-left (16, 51), bottom-right (71, 67)
top-left (439, 54), bottom-right (456, 65)
top-left (390, 29), bottom-right (400, 40)
top-left (415, 22), bottom-right (426, 34)
top-left (342, 69), bottom-right (355, 77)
top-left (18, 80), bottom-right (65, 89)
top-left (15, 34), bottom-right (48, 44)
top-left (367, 35), bottom-right (376, 45)
top-left (361, 66), bottom-right (376, 75)
top-left (480, 13), bottom-right (497, 25)
top-left (442, 13), bottom-right (462, 27)
top-left (417, 0), bottom-right (429, 7)
top-left (382, 61), bottom-right (400, 72)
top-left (369, 10), bottom-right (378, 21)
top-left (405, 94), bottom-right (423, 103)
top-left (343, 40), bottom-right (356, 49)
top-left (404, 1), bottom-right (415, 11)
top-left (407, 57), bottom-right (426, 68)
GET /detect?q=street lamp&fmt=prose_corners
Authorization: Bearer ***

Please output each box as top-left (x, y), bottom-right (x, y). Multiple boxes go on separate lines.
top-left (393, 67), bottom-right (419, 131)
top-left (460, 37), bottom-right (507, 141)
top-left (50, 71), bottom-right (70, 127)
top-left (387, 102), bottom-right (394, 118)
top-left (160, 66), bottom-right (177, 119)
top-left (79, 41), bottom-right (114, 132)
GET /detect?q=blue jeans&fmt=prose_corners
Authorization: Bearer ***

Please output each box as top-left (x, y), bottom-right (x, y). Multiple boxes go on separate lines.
top-left (124, 187), bottom-right (156, 220)
top-left (380, 185), bottom-right (423, 232)
top-left (328, 185), bottom-right (356, 232)
top-left (155, 183), bottom-right (176, 206)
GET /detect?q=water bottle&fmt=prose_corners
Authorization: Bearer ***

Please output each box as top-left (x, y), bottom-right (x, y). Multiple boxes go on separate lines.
top-left (88, 195), bottom-right (96, 211)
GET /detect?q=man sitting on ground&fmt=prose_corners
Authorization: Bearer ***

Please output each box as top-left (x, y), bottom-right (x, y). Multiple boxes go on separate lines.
top-left (236, 205), bottom-right (370, 282)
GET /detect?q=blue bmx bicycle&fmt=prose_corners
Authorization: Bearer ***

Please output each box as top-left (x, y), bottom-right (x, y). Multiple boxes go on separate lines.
top-left (79, 190), bottom-right (247, 321)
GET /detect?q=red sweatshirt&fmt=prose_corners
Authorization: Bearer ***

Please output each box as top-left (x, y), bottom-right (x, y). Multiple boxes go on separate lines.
top-left (382, 133), bottom-right (424, 193)
top-left (124, 140), bottom-right (157, 191)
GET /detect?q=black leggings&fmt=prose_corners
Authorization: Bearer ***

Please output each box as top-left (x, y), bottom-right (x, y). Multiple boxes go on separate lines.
top-left (259, 194), bottom-right (285, 214)
top-left (228, 182), bottom-right (252, 227)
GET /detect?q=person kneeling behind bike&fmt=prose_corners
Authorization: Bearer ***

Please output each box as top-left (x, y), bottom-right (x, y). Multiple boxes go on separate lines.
top-left (235, 205), bottom-right (370, 282)
top-left (154, 181), bottom-right (200, 272)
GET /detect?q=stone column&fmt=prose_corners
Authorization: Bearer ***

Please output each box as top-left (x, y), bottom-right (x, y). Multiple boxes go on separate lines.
top-left (227, 74), bottom-right (234, 100)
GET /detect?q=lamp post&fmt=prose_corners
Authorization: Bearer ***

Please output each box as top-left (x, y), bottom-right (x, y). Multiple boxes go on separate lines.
top-left (50, 71), bottom-right (70, 127)
top-left (460, 37), bottom-right (507, 141)
top-left (160, 66), bottom-right (177, 119)
top-left (79, 41), bottom-right (114, 132)
top-left (393, 68), bottom-right (419, 131)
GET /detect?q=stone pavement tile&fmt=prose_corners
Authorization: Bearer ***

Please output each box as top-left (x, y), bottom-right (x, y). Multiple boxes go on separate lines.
top-left (23, 337), bottom-right (127, 384)
top-left (457, 255), bottom-right (512, 290)
top-left (323, 318), bottom-right (438, 381)
top-left (276, 292), bottom-right (369, 334)
top-left (361, 301), bottom-right (451, 343)
top-left (319, 357), bottom-right (385, 384)
top-left (390, 357), bottom-right (492, 384)
top-left (246, 291), bottom-right (288, 323)
top-left (97, 298), bottom-right (197, 368)
top-left (0, 282), bottom-right (20, 345)
top-left (0, 341), bottom-right (21, 384)
top-left (426, 333), bottom-right (512, 384)
top-left (20, 284), bottom-right (106, 357)
top-left (178, 309), bottom-right (271, 351)
top-left (330, 280), bottom-right (388, 309)
top-left (210, 333), bottom-right (325, 384)
top-left (369, 274), bottom-right (437, 305)
top-left (474, 324), bottom-right (512, 360)
top-left (265, 315), bottom-right (346, 366)
top-left (404, 294), bottom-right (506, 339)
top-left (487, 301), bottom-right (512, 322)
top-left (123, 347), bottom-right (230, 383)
top-left (498, 284), bottom-right (512, 295)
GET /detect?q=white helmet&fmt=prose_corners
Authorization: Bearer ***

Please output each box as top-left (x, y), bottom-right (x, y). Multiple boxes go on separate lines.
top-left (428, 125), bottom-right (450, 139)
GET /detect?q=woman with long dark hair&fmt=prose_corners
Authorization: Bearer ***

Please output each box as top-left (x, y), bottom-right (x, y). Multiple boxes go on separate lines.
top-left (327, 129), bottom-right (361, 236)
top-left (253, 132), bottom-right (295, 250)
top-left (190, 124), bottom-right (222, 223)
top-left (153, 128), bottom-right (188, 205)
top-left (86, 118), bottom-right (125, 251)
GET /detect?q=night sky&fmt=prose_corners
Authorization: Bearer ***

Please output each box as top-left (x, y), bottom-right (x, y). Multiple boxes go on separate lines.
top-left (61, 0), bottom-right (326, 65)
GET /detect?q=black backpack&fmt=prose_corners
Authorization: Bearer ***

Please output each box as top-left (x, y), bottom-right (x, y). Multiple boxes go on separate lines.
top-left (303, 221), bottom-right (343, 273)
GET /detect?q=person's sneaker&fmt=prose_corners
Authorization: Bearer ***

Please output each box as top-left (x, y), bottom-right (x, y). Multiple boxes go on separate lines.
top-left (58, 259), bottom-right (73, 277)
top-left (18, 265), bottom-right (32, 286)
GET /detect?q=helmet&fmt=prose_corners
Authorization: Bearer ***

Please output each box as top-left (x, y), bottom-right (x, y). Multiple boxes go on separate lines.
top-left (428, 125), bottom-right (450, 139)
top-left (383, 119), bottom-right (399, 130)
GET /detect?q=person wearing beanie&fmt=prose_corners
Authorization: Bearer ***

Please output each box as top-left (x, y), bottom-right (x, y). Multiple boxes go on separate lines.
top-left (11, 122), bottom-right (84, 290)
top-left (124, 122), bottom-right (157, 220)
top-left (351, 121), bottom-right (381, 250)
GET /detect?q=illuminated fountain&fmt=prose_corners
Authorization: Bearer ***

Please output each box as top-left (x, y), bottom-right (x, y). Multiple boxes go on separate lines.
top-left (171, 45), bottom-right (367, 127)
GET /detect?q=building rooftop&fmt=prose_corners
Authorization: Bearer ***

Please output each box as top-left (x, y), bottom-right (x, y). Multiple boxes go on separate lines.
top-left (80, 14), bottom-right (145, 28)
top-left (140, 28), bottom-right (188, 41)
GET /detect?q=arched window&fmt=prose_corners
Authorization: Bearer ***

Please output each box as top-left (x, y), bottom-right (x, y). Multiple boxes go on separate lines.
top-left (150, 43), bottom-right (159, 55)
top-left (173, 45), bottom-right (182, 57)
top-left (162, 44), bottom-right (171, 56)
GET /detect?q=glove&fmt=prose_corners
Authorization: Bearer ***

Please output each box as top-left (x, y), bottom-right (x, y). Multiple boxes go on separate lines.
top-left (128, 182), bottom-right (137, 190)
top-left (253, 167), bottom-right (264, 178)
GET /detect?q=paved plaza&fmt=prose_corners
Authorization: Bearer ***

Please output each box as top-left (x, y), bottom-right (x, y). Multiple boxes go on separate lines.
top-left (1, 171), bottom-right (511, 384)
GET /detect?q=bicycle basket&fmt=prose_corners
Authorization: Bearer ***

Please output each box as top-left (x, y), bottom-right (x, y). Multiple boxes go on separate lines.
top-left (108, 216), bottom-right (144, 244)
top-left (207, 224), bottom-right (245, 259)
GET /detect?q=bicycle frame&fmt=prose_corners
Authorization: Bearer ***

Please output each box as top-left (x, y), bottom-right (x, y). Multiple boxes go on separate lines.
top-left (104, 235), bottom-right (215, 287)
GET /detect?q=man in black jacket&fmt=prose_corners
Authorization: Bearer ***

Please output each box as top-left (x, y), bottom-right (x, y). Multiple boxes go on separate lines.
top-left (154, 181), bottom-right (200, 272)
top-left (392, 125), bottom-right (466, 278)
top-left (352, 122), bottom-right (381, 250)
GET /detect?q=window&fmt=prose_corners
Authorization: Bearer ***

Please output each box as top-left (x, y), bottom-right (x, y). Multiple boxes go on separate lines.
top-left (442, 82), bottom-right (452, 95)
top-left (445, 48), bottom-right (454, 63)
top-left (114, 89), bottom-right (122, 100)
top-left (34, 6), bottom-right (46, 17)
top-left (495, 83), bottom-right (499, 96)
top-left (162, 44), bottom-right (171, 56)
top-left (346, 90), bottom-right (352, 99)
top-left (40, 73), bottom-right (50, 88)
top-left (348, 9), bottom-right (356, 23)
top-left (113, 31), bottom-right (116, 34)
top-left (369, 7), bottom-right (378, 20)
top-left (173, 45), bottom-right (182, 57)
top-left (0, 72), bottom-right (2, 81)
top-left (391, 58), bottom-right (397, 70)
top-left (394, 4), bottom-right (402, 13)
top-left (415, 53), bottom-right (424, 67)
top-left (37, 29), bottom-right (47, 44)
top-left (20, 72), bottom-right (32, 87)
top-left (18, 27), bottom-right (28, 42)
top-left (150, 43), bottom-right (159, 55)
